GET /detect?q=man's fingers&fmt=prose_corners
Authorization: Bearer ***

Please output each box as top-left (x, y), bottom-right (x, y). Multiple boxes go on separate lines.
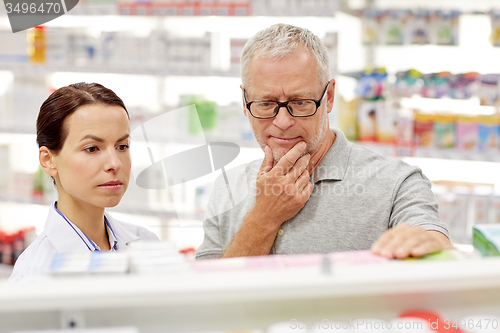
top-left (295, 169), bottom-right (311, 192)
top-left (275, 141), bottom-right (307, 175)
top-left (371, 224), bottom-right (415, 258)
top-left (392, 231), bottom-right (431, 259)
top-left (302, 182), bottom-right (314, 198)
top-left (372, 224), bottom-right (448, 259)
top-left (371, 225), bottom-right (401, 253)
top-left (410, 231), bottom-right (450, 257)
top-left (410, 239), bottom-right (442, 257)
top-left (259, 145), bottom-right (274, 175)
top-left (289, 153), bottom-right (310, 181)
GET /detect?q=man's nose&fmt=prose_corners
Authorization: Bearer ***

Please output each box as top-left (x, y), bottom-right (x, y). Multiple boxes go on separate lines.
top-left (272, 105), bottom-right (295, 129)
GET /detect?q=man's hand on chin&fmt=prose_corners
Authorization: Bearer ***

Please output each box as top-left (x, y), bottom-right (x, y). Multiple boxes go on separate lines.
top-left (371, 223), bottom-right (453, 259)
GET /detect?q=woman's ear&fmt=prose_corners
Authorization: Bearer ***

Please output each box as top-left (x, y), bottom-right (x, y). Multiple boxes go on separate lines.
top-left (39, 147), bottom-right (57, 178)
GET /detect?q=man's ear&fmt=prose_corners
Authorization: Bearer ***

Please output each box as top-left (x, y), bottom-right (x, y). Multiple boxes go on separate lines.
top-left (39, 147), bottom-right (57, 178)
top-left (240, 84), bottom-right (248, 117)
top-left (326, 79), bottom-right (336, 114)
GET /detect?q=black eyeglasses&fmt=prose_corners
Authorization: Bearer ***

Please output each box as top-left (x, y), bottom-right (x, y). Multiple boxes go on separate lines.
top-left (243, 82), bottom-right (330, 119)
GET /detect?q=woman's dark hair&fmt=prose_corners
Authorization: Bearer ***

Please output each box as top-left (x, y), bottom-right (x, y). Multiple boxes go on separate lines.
top-left (36, 82), bottom-right (129, 152)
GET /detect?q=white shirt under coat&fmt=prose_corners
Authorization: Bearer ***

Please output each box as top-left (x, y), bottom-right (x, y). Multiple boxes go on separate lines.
top-left (9, 202), bottom-right (159, 282)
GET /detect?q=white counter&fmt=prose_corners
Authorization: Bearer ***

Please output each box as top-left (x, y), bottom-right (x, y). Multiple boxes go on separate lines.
top-left (1, 256), bottom-right (500, 333)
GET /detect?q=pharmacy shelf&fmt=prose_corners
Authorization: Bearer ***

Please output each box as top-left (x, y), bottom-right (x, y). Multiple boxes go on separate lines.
top-left (368, 0), bottom-right (500, 12)
top-left (0, 62), bottom-right (240, 78)
top-left (64, 2), bottom-right (338, 17)
top-left (65, 2), bottom-right (253, 16)
top-left (1, 256), bottom-right (500, 332)
top-left (357, 141), bottom-right (500, 162)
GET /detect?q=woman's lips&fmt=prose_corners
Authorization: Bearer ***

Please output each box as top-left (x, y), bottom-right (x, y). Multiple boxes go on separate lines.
top-left (98, 181), bottom-right (123, 191)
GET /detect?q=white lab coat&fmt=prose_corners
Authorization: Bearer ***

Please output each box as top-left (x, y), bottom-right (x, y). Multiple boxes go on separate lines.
top-left (9, 203), bottom-right (159, 282)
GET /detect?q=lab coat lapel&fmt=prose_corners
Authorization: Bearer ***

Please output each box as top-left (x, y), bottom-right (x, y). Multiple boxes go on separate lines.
top-left (104, 212), bottom-right (140, 250)
top-left (44, 203), bottom-right (92, 253)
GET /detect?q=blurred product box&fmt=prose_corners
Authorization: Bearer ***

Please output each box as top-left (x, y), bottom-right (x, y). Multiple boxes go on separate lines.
top-left (45, 27), bottom-right (68, 65)
top-left (433, 114), bottom-right (456, 149)
top-left (436, 191), bottom-right (454, 231)
top-left (0, 227), bottom-right (36, 265)
top-left (357, 99), bottom-right (380, 142)
top-left (361, 9), bottom-right (379, 45)
top-left (433, 184), bottom-right (500, 244)
top-left (423, 72), bottom-right (452, 98)
top-left (252, 0), bottom-right (337, 17)
top-left (478, 74), bottom-right (500, 106)
top-left (474, 193), bottom-right (493, 225)
top-left (358, 9), bottom-right (460, 46)
top-left (492, 196), bottom-right (500, 224)
top-left (455, 115), bottom-right (478, 151)
top-left (380, 10), bottom-right (406, 45)
top-left (453, 192), bottom-right (471, 241)
top-left (434, 11), bottom-right (460, 45)
top-left (395, 108), bottom-right (414, 145)
top-left (491, 10), bottom-right (500, 46)
top-left (477, 115), bottom-right (500, 153)
top-left (27, 26), bottom-right (46, 64)
top-left (408, 10), bottom-right (432, 45)
top-left (216, 102), bottom-right (244, 142)
top-left (413, 113), bottom-right (434, 147)
top-left (448, 73), bottom-right (480, 100)
top-left (473, 224), bottom-right (500, 256)
top-left (337, 97), bottom-right (359, 142)
top-left (230, 38), bottom-right (247, 75)
top-left (376, 99), bottom-right (398, 143)
top-left (391, 70), bottom-right (422, 98)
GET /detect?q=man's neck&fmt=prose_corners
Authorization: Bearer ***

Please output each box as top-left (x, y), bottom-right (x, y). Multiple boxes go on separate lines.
top-left (307, 129), bottom-right (336, 175)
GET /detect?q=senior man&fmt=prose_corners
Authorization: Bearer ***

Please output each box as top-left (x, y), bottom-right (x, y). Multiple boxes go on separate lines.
top-left (196, 23), bottom-right (451, 260)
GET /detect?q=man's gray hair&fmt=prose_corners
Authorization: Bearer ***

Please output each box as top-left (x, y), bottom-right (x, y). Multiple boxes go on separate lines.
top-left (241, 23), bottom-right (330, 89)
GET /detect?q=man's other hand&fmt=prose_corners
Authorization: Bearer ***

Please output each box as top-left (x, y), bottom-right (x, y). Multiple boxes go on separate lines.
top-left (371, 223), bottom-right (453, 259)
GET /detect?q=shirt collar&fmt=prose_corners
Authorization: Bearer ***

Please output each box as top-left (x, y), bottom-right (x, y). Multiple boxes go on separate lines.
top-left (104, 212), bottom-right (141, 250)
top-left (311, 128), bottom-right (353, 183)
top-left (45, 202), bottom-right (118, 253)
top-left (105, 217), bottom-right (118, 251)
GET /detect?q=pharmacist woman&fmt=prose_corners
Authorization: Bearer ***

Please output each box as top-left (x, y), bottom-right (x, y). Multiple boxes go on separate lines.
top-left (9, 83), bottom-right (159, 282)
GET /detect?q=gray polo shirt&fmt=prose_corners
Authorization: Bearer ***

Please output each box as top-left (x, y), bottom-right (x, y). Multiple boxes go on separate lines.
top-left (196, 128), bottom-right (449, 259)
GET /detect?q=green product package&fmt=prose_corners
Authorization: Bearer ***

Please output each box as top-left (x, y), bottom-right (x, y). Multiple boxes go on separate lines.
top-left (404, 249), bottom-right (458, 262)
top-left (473, 224), bottom-right (500, 257)
top-left (185, 96), bottom-right (218, 134)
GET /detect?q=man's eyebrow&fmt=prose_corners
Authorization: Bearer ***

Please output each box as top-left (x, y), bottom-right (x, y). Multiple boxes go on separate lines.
top-left (254, 91), bottom-right (313, 100)
top-left (80, 134), bottom-right (130, 142)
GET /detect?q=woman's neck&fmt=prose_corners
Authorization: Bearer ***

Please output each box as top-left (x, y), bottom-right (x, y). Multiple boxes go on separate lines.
top-left (56, 195), bottom-right (111, 251)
